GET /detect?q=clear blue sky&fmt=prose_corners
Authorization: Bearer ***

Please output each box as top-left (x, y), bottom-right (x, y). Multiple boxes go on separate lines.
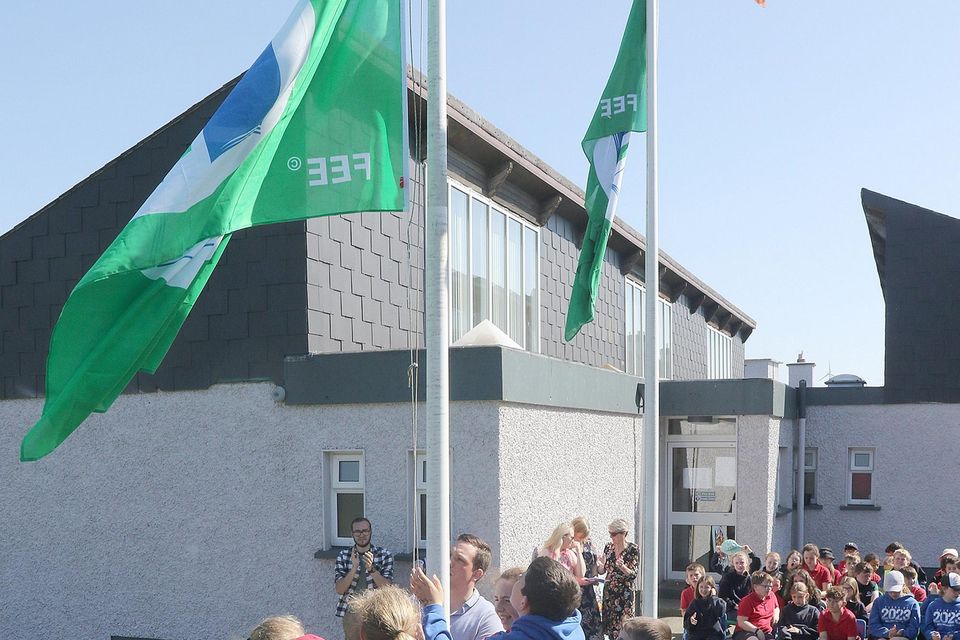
top-left (5, 1), bottom-right (960, 386)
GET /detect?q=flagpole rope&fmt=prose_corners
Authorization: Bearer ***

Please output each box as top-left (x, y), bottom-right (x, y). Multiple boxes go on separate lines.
top-left (405, 0), bottom-right (427, 570)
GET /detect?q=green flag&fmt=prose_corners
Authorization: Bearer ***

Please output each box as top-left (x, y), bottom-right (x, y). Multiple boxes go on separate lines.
top-left (21, 0), bottom-right (407, 461)
top-left (564, 0), bottom-right (647, 341)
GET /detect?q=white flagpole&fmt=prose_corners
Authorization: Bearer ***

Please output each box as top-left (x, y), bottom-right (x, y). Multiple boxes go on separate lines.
top-left (426, 0), bottom-right (451, 619)
top-left (641, 0), bottom-right (660, 618)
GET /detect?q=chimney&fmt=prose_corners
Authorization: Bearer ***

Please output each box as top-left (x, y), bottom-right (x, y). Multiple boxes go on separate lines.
top-left (744, 358), bottom-right (781, 380)
top-left (787, 353), bottom-right (815, 388)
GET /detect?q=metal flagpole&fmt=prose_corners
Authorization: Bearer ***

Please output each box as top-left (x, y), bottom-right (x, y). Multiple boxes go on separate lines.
top-left (641, 0), bottom-right (660, 619)
top-left (426, 0), bottom-right (451, 619)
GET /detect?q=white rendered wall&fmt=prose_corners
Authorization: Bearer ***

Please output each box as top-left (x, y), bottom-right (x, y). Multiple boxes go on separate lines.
top-left (493, 404), bottom-right (641, 574)
top-left (0, 384), bottom-right (504, 640)
top-left (801, 403), bottom-right (960, 568)
top-left (736, 415), bottom-right (781, 555)
top-left (770, 418), bottom-right (796, 555)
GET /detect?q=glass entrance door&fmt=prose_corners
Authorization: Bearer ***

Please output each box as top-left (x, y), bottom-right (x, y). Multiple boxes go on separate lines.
top-left (666, 441), bottom-right (737, 578)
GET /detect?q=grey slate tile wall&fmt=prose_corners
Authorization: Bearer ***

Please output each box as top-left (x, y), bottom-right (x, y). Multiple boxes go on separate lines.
top-left (305, 162), bottom-right (424, 354)
top-left (880, 199), bottom-right (960, 402)
top-left (672, 295), bottom-right (745, 380)
top-left (539, 214), bottom-right (624, 368)
top-left (672, 295), bottom-right (710, 380)
top-left (0, 79), bottom-right (308, 399)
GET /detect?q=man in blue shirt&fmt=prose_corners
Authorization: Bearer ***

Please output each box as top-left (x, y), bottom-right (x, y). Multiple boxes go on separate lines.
top-left (449, 533), bottom-right (504, 640)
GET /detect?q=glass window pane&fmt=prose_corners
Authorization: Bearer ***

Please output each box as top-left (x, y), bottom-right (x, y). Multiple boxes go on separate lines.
top-left (471, 201), bottom-right (489, 326)
top-left (851, 472), bottom-right (872, 500)
top-left (671, 524), bottom-right (736, 574)
top-left (490, 209), bottom-right (507, 331)
top-left (419, 493), bottom-right (428, 541)
top-left (634, 287), bottom-right (644, 377)
top-left (853, 453), bottom-right (871, 468)
top-left (804, 471), bottom-right (816, 504)
top-left (450, 188), bottom-right (470, 341)
top-left (507, 219), bottom-right (523, 345)
top-left (805, 451), bottom-right (816, 469)
top-left (523, 227), bottom-right (538, 352)
top-left (659, 299), bottom-right (672, 379)
top-left (337, 493), bottom-right (365, 538)
top-left (667, 418), bottom-right (737, 436)
top-left (420, 459), bottom-right (427, 485)
top-left (625, 285), bottom-right (634, 375)
top-left (671, 447), bottom-right (737, 514)
top-left (339, 460), bottom-right (360, 483)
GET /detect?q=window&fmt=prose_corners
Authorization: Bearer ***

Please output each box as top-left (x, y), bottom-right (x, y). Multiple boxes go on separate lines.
top-left (792, 447), bottom-right (817, 506)
top-left (413, 452), bottom-right (427, 548)
top-left (848, 448), bottom-right (875, 505)
top-left (776, 447), bottom-right (793, 511)
top-left (708, 326), bottom-right (732, 379)
top-left (659, 299), bottom-right (673, 379)
top-left (328, 452), bottom-right (364, 546)
top-left (624, 278), bottom-right (672, 379)
top-left (449, 182), bottom-right (539, 351)
top-left (625, 279), bottom-right (644, 376)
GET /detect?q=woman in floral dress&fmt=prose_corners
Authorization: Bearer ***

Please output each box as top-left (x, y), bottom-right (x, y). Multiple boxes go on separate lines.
top-left (573, 516), bottom-right (603, 640)
top-left (602, 518), bottom-right (640, 640)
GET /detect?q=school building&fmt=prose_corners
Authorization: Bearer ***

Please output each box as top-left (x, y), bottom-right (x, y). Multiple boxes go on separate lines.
top-left (1, 65), bottom-right (954, 639)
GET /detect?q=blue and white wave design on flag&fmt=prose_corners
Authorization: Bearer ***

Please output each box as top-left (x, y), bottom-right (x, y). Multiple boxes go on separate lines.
top-left (591, 131), bottom-right (631, 222)
top-left (133, 0), bottom-right (316, 220)
top-left (204, 44), bottom-right (281, 162)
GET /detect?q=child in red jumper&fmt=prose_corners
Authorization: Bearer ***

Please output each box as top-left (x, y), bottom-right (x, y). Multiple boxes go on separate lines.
top-left (734, 571), bottom-right (780, 640)
top-left (681, 563), bottom-right (707, 613)
top-left (901, 566), bottom-right (925, 603)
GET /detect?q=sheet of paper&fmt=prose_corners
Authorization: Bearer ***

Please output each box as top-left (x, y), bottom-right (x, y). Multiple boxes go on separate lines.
top-left (682, 467), bottom-right (713, 489)
top-left (715, 457), bottom-right (737, 487)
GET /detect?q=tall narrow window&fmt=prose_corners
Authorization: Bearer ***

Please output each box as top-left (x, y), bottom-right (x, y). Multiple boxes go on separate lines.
top-left (523, 226), bottom-right (539, 351)
top-left (658, 298), bottom-right (673, 379)
top-left (624, 278), bottom-right (645, 376)
top-left (471, 201), bottom-right (489, 327)
top-left (489, 208), bottom-right (507, 330)
top-left (507, 218), bottom-right (523, 344)
top-left (848, 448), bottom-right (875, 505)
top-left (793, 447), bottom-right (817, 505)
top-left (450, 188), bottom-right (471, 341)
top-left (328, 453), bottom-right (365, 547)
top-left (413, 452), bottom-right (427, 548)
top-left (708, 326), bottom-right (732, 379)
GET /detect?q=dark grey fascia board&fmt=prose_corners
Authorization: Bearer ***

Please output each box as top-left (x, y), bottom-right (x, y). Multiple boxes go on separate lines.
top-left (284, 347), bottom-right (792, 419)
top-left (661, 378), bottom-right (797, 419)
top-left (283, 346), bottom-right (504, 405)
top-left (806, 386), bottom-right (886, 406)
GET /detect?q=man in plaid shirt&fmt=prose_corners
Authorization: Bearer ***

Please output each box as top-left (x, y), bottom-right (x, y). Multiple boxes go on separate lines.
top-left (334, 517), bottom-right (394, 620)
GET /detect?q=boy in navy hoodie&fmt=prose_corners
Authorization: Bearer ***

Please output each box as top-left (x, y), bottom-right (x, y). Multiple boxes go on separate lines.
top-left (922, 573), bottom-right (960, 640)
top-left (413, 556), bottom-right (585, 640)
top-left (867, 570), bottom-right (920, 640)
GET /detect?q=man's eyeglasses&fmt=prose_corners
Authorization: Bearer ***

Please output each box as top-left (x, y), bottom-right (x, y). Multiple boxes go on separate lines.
top-left (353, 529), bottom-right (371, 534)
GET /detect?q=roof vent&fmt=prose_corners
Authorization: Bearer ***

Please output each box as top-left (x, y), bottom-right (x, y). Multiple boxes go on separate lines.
top-left (824, 373), bottom-right (867, 388)
top-left (452, 319), bottom-right (522, 350)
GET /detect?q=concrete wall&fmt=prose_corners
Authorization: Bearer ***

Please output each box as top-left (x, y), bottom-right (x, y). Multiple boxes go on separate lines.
top-left (0, 384), bottom-right (506, 640)
top-left (771, 418), bottom-right (796, 555)
top-left (736, 415), bottom-right (781, 554)
top-left (495, 404), bottom-right (641, 572)
top-left (800, 403), bottom-right (960, 567)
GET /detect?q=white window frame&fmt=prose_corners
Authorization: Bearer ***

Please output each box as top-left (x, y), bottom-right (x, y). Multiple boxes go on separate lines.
top-left (792, 447), bottom-right (818, 505)
top-left (624, 278), bottom-right (645, 377)
top-left (623, 279), bottom-right (672, 379)
top-left (659, 298), bottom-right (673, 380)
top-left (328, 452), bottom-right (365, 547)
top-left (708, 325), bottom-right (732, 379)
top-left (848, 448), bottom-right (875, 505)
top-left (412, 451), bottom-right (428, 550)
top-left (447, 179), bottom-right (540, 352)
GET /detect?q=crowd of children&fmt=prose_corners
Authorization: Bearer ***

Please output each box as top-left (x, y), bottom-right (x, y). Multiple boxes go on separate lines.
top-left (681, 541), bottom-right (960, 640)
